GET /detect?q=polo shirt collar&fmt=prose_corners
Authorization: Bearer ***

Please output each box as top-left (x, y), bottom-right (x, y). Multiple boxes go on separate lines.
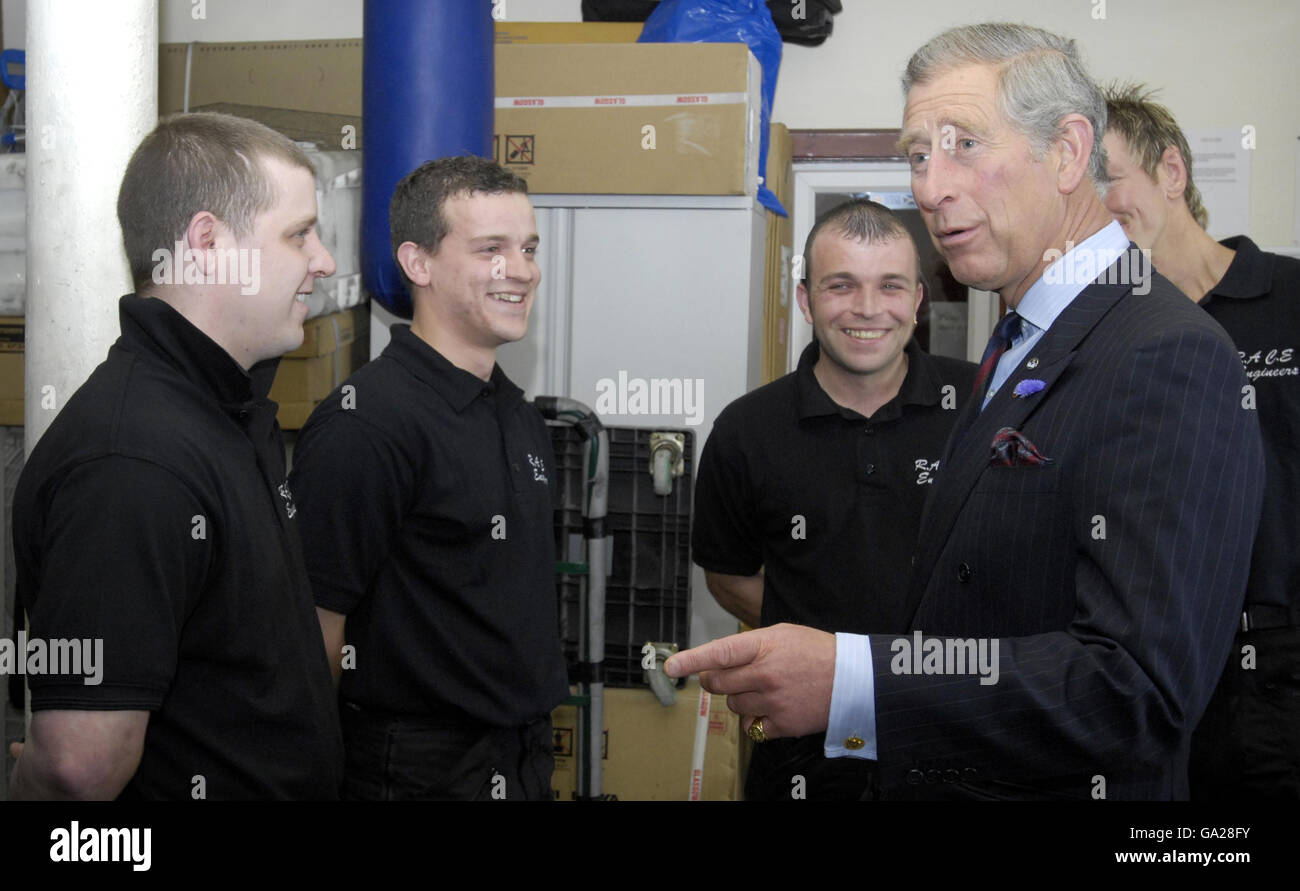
top-left (385, 324), bottom-right (521, 412)
top-left (1207, 235), bottom-right (1272, 301)
top-left (118, 294), bottom-right (268, 407)
top-left (795, 337), bottom-right (940, 421)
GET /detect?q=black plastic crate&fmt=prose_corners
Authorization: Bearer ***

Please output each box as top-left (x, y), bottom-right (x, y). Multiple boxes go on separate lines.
top-left (549, 424), bottom-right (693, 687)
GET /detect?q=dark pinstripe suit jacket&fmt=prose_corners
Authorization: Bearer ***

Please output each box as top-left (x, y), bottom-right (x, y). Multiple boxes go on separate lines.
top-left (867, 260), bottom-right (1266, 800)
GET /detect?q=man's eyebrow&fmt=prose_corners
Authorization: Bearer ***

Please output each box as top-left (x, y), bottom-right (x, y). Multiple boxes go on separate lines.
top-left (286, 214), bottom-right (317, 232)
top-left (896, 129), bottom-right (925, 154)
top-left (897, 118), bottom-right (985, 154)
top-left (817, 271), bottom-right (857, 285)
top-left (468, 233), bottom-right (540, 243)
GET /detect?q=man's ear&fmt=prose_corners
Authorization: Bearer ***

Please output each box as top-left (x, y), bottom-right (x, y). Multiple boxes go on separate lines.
top-left (1157, 145), bottom-right (1189, 201)
top-left (396, 242), bottom-right (432, 288)
top-left (183, 211), bottom-right (224, 280)
top-left (913, 280), bottom-right (925, 319)
top-left (1054, 114), bottom-right (1095, 194)
top-left (796, 280), bottom-right (813, 325)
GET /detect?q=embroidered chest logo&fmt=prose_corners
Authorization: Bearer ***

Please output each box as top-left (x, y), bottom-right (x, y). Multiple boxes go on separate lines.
top-left (527, 453), bottom-right (548, 484)
top-left (278, 480), bottom-right (298, 519)
top-left (1240, 347), bottom-right (1296, 381)
top-left (914, 458), bottom-right (940, 485)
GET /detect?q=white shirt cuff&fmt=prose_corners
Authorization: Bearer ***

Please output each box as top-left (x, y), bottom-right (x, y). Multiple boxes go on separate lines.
top-left (824, 632), bottom-right (877, 760)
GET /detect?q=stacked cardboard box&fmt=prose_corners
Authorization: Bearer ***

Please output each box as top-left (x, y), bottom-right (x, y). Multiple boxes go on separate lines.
top-left (550, 681), bottom-right (741, 801)
top-left (271, 305), bottom-right (369, 430)
top-left (762, 123), bottom-right (795, 384)
top-left (159, 35), bottom-right (761, 198)
top-left (0, 316), bottom-right (21, 425)
top-left (493, 22), bottom-right (642, 44)
top-left (493, 42), bottom-right (761, 196)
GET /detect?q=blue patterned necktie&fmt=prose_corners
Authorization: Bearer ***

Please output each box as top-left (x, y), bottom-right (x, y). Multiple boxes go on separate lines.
top-left (972, 311), bottom-right (1023, 401)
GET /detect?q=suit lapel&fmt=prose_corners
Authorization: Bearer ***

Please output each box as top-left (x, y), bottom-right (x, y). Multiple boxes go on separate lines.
top-left (906, 279), bottom-right (1133, 618)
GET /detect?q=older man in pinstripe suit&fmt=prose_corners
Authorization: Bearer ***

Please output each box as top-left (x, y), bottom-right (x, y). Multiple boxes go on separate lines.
top-left (665, 23), bottom-right (1264, 800)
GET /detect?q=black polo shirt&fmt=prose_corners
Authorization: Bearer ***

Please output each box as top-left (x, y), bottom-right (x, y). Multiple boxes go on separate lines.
top-left (290, 324), bottom-right (569, 727)
top-left (1201, 235), bottom-right (1300, 615)
top-left (692, 338), bottom-right (976, 633)
top-left (13, 295), bottom-right (344, 800)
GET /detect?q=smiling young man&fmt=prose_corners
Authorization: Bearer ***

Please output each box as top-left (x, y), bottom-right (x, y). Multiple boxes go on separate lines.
top-left (691, 199), bottom-right (974, 800)
top-left (289, 156), bottom-right (567, 801)
top-left (1103, 85), bottom-right (1300, 801)
top-left (10, 112), bottom-right (343, 799)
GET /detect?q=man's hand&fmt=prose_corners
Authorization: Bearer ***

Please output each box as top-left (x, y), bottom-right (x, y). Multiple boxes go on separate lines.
top-left (663, 623), bottom-right (836, 740)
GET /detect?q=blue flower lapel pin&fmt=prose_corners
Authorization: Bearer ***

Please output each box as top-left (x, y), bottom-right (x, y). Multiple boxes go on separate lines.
top-left (1012, 378), bottom-right (1046, 399)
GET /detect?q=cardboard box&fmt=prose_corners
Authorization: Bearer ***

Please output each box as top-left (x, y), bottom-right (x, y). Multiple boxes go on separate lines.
top-left (271, 306), bottom-right (370, 428)
top-left (761, 123), bottom-right (795, 384)
top-left (495, 43), bottom-right (761, 196)
top-left (158, 26), bottom-right (645, 145)
top-left (493, 22), bottom-right (643, 44)
top-left (160, 40), bottom-right (363, 117)
top-left (274, 401), bottom-right (317, 432)
top-left (160, 39), bottom-right (760, 197)
top-left (0, 316), bottom-right (22, 425)
top-left (550, 681), bottom-right (741, 801)
top-left (286, 303), bottom-right (368, 359)
top-left (271, 353), bottom-right (344, 405)
top-left (161, 23), bottom-right (646, 120)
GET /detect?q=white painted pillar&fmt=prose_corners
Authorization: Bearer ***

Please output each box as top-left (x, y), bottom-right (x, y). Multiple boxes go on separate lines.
top-left (24, 0), bottom-right (157, 449)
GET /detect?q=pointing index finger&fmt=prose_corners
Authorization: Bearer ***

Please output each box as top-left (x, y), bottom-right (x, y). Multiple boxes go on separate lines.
top-left (664, 630), bottom-right (762, 678)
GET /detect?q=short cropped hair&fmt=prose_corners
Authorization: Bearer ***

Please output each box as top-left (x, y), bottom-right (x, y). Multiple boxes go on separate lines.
top-left (389, 155), bottom-right (529, 286)
top-left (902, 22), bottom-right (1110, 190)
top-left (1103, 82), bottom-right (1209, 229)
top-left (117, 112), bottom-right (314, 292)
top-left (802, 198), bottom-right (918, 287)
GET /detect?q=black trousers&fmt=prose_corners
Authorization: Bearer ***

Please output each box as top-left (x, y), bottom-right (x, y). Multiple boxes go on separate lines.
top-left (340, 701), bottom-right (555, 801)
top-left (745, 732), bottom-right (879, 801)
top-left (1189, 625), bottom-right (1300, 800)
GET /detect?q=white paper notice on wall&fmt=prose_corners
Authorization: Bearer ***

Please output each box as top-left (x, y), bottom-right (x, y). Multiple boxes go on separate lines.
top-left (1186, 128), bottom-right (1252, 239)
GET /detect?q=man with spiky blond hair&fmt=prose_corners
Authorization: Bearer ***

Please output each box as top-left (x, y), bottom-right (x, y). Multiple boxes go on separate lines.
top-left (1103, 84), bottom-right (1300, 801)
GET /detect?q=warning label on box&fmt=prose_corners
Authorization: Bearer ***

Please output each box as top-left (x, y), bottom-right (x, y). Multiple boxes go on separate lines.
top-left (505, 134), bottom-right (535, 165)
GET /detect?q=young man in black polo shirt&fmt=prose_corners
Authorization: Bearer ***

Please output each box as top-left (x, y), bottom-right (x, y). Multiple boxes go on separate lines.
top-left (1103, 85), bottom-right (1300, 800)
top-left (9, 113), bottom-right (343, 799)
top-left (290, 156), bottom-right (567, 801)
top-left (692, 199), bottom-right (975, 800)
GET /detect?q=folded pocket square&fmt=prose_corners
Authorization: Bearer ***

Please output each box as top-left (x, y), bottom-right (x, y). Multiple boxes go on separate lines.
top-left (990, 427), bottom-right (1054, 466)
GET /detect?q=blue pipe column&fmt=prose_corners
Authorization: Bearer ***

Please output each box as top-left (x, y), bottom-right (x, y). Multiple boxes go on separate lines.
top-left (362, 0), bottom-right (495, 318)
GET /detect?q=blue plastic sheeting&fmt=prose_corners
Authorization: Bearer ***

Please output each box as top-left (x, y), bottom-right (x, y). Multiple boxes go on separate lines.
top-left (640, 0), bottom-right (787, 217)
